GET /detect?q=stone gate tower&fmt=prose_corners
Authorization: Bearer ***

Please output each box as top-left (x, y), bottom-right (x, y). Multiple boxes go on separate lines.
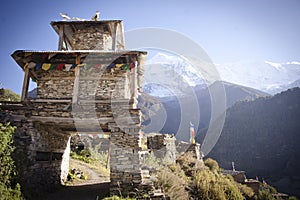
top-left (1, 19), bottom-right (147, 196)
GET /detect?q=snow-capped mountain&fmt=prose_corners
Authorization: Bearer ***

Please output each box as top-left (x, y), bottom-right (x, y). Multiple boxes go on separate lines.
top-left (143, 53), bottom-right (300, 96)
top-left (216, 61), bottom-right (300, 94)
top-left (143, 53), bottom-right (207, 97)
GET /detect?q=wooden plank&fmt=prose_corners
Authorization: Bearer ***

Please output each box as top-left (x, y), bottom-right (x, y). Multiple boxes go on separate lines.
top-left (63, 32), bottom-right (71, 50)
top-left (58, 25), bottom-right (64, 50)
top-left (29, 99), bottom-right (71, 103)
top-left (72, 56), bottom-right (81, 104)
top-left (29, 70), bottom-right (38, 81)
top-left (21, 66), bottom-right (30, 102)
top-left (39, 76), bottom-right (120, 81)
top-left (27, 98), bottom-right (135, 106)
top-left (119, 22), bottom-right (125, 50)
top-left (112, 22), bottom-right (118, 51)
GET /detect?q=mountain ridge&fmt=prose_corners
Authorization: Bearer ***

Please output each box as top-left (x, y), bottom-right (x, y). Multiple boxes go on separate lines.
top-left (199, 87), bottom-right (300, 197)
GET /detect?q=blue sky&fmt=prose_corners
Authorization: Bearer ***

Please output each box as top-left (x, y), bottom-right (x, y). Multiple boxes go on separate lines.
top-left (0, 0), bottom-right (300, 94)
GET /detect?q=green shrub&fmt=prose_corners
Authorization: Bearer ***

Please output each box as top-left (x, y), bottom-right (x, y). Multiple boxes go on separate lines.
top-left (176, 151), bottom-right (205, 176)
top-left (0, 88), bottom-right (21, 102)
top-left (237, 182), bottom-right (255, 199)
top-left (204, 158), bottom-right (219, 172)
top-left (155, 168), bottom-right (189, 200)
top-left (191, 169), bottom-right (244, 200)
top-left (0, 123), bottom-right (23, 199)
top-left (70, 150), bottom-right (93, 163)
top-left (258, 189), bottom-right (276, 200)
top-left (0, 182), bottom-right (23, 200)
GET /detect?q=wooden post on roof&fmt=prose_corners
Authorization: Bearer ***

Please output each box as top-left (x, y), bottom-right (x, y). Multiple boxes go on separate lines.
top-left (119, 22), bottom-right (125, 50)
top-left (58, 25), bottom-right (64, 50)
top-left (72, 55), bottom-right (81, 104)
top-left (112, 22), bottom-right (118, 51)
top-left (21, 65), bottom-right (30, 102)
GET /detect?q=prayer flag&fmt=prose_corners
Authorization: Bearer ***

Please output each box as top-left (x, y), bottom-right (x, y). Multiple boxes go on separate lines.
top-left (65, 64), bottom-right (72, 71)
top-left (123, 64), bottom-right (130, 71)
top-left (107, 63), bottom-right (114, 69)
top-left (130, 62), bottom-right (135, 70)
top-left (57, 64), bottom-right (64, 70)
top-left (42, 63), bottom-right (51, 71)
top-left (28, 62), bottom-right (36, 69)
top-left (115, 64), bottom-right (123, 68)
top-left (35, 63), bottom-right (42, 71)
top-left (50, 63), bottom-right (58, 70)
top-left (190, 121), bottom-right (195, 144)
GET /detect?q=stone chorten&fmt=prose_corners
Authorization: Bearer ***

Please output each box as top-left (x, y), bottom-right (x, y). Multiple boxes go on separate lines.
top-left (1, 18), bottom-right (147, 196)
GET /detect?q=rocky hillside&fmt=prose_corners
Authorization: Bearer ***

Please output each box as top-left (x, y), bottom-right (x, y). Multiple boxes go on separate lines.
top-left (200, 87), bottom-right (300, 197)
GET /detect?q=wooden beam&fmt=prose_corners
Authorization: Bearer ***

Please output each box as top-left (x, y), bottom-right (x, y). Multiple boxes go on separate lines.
top-left (58, 25), bottom-right (64, 50)
top-left (21, 66), bottom-right (30, 102)
top-left (119, 22), bottom-right (125, 50)
top-left (112, 22), bottom-right (118, 51)
top-left (63, 32), bottom-right (72, 50)
top-left (72, 55), bottom-right (81, 104)
top-left (29, 70), bottom-right (38, 81)
top-left (29, 99), bottom-right (71, 103)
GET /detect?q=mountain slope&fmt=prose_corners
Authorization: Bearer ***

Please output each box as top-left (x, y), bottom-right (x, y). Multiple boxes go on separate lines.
top-left (143, 81), bottom-right (269, 142)
top-left (202, 87), bottom-right (300, 197)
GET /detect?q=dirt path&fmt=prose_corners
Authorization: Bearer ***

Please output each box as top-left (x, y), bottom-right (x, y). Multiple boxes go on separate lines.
top-left (68, 158), bottom-right (109, 186)
top-left (42, 159), bottom-right (110, 200)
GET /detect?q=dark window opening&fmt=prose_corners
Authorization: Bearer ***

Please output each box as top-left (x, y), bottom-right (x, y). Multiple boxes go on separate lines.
top-left (36, 151), bottom-right (51, 161)
top-left (36, 151), bottom-right (63, 161)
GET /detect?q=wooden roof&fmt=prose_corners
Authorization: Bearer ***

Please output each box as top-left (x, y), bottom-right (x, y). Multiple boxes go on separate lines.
top-left (51, 20), bottom-right (123, 49)
top-left (11, 50), bottom-right (147, 71)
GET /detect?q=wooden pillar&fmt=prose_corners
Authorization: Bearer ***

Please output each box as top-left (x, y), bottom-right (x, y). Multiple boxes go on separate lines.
top-left (72, 55), bottom-right (81, 104)
top-left (58, 25), bottom-right (64, 50)
top-left (119, 22), bottom-right (125, 50)
top-left (112, 22), bottom-right (118, 51)
top-left (21, 66), bottom-right (30, 102)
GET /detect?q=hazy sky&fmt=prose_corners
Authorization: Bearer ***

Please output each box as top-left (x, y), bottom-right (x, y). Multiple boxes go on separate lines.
top-left (0, 0), bottom-right (299, 94)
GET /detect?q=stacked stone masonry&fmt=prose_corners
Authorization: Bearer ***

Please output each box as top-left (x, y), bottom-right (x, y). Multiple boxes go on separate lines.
top-left (72, 26), bottom-right (112, 50)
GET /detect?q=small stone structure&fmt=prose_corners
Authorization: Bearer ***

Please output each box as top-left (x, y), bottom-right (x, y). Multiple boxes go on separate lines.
top-left (0, 19), bottom-right (147, 196)
top-left (147, 133), bottom-right (177, 163)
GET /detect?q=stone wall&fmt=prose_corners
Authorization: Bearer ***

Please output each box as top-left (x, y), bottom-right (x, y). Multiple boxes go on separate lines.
top-left (186, 143), bottom-right (203, 160)
top-left (36, 65), bottom-right (133, 101)
top-left (79, 67), bottom-right (132, 100)
top-left (72, 26), bottom-right (112, 50)
top-left (147, 133), bottom-right (177, 163)
top-left (36, 70), bottom-right (75, 99)
top-left (9, 118), bottom-right (71, 196)
top-left (109, 110), bottom-right (151, 196)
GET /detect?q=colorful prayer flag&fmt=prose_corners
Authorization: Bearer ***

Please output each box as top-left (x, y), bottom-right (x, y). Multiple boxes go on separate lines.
top-left (65, 64), bottom-right (72, 71)
top-left (190, 122), bottom-right (195, 144)
top-left (35, 63), bottom-right (42, 70)
top-left (50, 63), bottom-right (58, 70)
top-left (123, 64), bottom-right (130, 71)
top-left (42, 63), bottom-right (51, 71)
top-left (28, 62), bottom-right (36, 69)
top-left (107, 63), bottom-right (114, 69)
top-left (130, 62), bottom-right (135, 70)
top-left (115, 64), bottom-right (123, 68)
top-left (57, 64), bottom-right (65, 70)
